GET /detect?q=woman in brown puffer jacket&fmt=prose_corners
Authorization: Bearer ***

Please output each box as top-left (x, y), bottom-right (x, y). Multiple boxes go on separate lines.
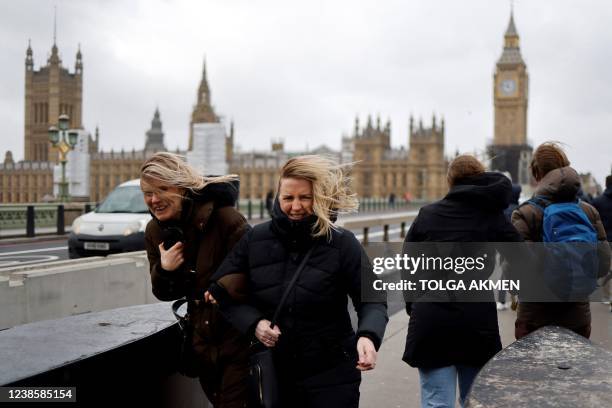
top-left (141, 152), bottom-right (250, 408)
top-left (511, 143), bottom-right (611, 339)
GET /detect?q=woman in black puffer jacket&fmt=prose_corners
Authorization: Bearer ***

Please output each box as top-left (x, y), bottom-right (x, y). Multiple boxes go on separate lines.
top-left (402, 155), bottom-right (523, 408)
top-left (207, 155), bottom-right (388, 408)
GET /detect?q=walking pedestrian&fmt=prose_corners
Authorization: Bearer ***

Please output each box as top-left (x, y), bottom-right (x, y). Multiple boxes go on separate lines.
top-left (140, 152), bottom-right (250, 407)
top-left (511, 143), bottom-right (611, 338)
top-left (590, 174), bottom-right (612, 308)
top-left (207, 155), bottom-right (388, 408)
top-left (497, 183), bottom-right (522, 311)
top-left (402, 155), bottom-right (523, 408)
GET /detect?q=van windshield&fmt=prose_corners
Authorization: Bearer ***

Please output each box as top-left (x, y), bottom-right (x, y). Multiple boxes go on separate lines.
top-left (96, 186), bottom-right (149, 214)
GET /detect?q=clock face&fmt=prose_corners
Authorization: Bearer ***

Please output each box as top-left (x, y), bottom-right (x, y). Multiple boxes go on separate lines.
top-left (500, 79), bottom-right (516, 95)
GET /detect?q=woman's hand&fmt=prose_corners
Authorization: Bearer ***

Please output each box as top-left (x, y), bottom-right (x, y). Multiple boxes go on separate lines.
top-left (356, 337), bottom-right (377, 371)
top-left (204, 291), bottom-right (216, 304)
top-left (255, 319), bottom-right (282, 348)
top-left (158, 242), bottom-right (184, 271)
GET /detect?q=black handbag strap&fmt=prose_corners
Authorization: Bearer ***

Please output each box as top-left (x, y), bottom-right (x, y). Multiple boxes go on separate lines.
top-left (270, 245), bottom-right (316, 328)
top-left (172, 298), bottom-right (190, 332)
top-left (172, 298), bottom-right (188, 319)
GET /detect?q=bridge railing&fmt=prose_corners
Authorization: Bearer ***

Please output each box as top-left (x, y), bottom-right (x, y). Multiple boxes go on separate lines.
top-left (337, 210), bottom-right (419, 244)
top-left (1, 199), bottom-right (425, 239)
top-left (237, 197), bottom-right (423, 220)
top-left (0, 203), bottom-right (96, 239)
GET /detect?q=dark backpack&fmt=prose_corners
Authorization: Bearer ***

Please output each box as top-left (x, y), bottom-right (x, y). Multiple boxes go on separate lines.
top-left (527, 197), bottom-right (599, 300)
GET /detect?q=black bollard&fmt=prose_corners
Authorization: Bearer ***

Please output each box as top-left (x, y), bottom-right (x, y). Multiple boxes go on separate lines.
top-left (260, 200), bottom-right (264, 219)
top-left (57, 205), bottom-right (65, 235)
top-left (26, 206), bottom-right (35, 237)
top-left (85, 204), bottom-right (92, 213)
top-left (247, 200), bottom-right (252, 220)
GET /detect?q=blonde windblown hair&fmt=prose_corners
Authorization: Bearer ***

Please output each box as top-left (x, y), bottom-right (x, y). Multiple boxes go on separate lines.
top-left (278, 155), bottom-right (358, 239)
top-left (140, 152), bottom-right (237, 196)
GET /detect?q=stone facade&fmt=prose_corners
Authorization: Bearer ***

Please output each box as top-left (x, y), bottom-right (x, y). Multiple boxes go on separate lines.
top-left (0, 41), bottom-right (91, 204)
top-left (228, 143), bottom-right (341, 199)
top-left (349, 115), bottom-right (447, 200)
top-left (0, 152), bottom-right (54, 203)
top-left (24, 40), bottom-right (84, 163)
top-left (229, 115), bottom-right (448, 201)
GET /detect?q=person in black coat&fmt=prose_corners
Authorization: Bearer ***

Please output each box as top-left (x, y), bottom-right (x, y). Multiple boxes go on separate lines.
top-left (207, 155), bottom-right (388, 408)
top-left (592, 174), bottom-right (612, 305)
top-left (497, 183), bottom-right (522, 310)
top-left (402, 155), bottom-right (523, 408)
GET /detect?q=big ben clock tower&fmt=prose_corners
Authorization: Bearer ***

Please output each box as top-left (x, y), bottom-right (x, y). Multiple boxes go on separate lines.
top-left (488, 11), bottom-right (532, 184)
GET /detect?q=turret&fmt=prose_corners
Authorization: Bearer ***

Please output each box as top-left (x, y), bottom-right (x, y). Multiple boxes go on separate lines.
top-left (25, 40), bottom-right (33, 71)
top-left (75, 44), bottom-right (83, 74)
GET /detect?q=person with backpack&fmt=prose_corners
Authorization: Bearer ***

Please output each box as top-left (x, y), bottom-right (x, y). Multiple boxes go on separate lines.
top-left (511, 143), bottom-right (611, 338)
top-left (592, 174), bottom-right (612, 307)
top-left (140, 152), bottom-right (251, 407)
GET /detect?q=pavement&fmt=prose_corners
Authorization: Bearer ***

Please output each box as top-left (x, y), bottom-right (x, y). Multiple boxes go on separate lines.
top-left (360, 303), bottom-right (611, 408)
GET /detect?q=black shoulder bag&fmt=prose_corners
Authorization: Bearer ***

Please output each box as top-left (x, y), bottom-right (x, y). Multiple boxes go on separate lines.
top-left (248, 245), bottom-right (316, 408)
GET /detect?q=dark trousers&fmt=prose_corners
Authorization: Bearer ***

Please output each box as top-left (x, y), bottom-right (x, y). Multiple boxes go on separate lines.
top-left (199, 359), bottom-right (249, 408)
top-left (193, 331), bottom-right (249, 408)
top-left (278, 358), bottom-right (362, 408)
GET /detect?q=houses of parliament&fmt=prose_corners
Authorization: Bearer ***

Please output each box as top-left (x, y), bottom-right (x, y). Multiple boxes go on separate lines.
top-left (0, 12), bottom-right (531, 204)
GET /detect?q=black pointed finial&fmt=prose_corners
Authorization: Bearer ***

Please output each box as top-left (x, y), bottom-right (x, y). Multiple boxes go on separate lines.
top-left (53, 6), bottom-right (57, 45)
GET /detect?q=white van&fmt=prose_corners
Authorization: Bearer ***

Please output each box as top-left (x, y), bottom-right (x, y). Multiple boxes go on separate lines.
top-left (68, 179), bottom-right (151, 258)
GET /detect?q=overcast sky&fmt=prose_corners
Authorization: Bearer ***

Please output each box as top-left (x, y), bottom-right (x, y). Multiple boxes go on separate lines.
top-left (1, 0), bottom-right (611, 184)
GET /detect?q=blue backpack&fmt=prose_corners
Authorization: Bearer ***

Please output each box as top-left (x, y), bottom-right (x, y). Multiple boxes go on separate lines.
top-left (528, 197), bottom-right (599, 300)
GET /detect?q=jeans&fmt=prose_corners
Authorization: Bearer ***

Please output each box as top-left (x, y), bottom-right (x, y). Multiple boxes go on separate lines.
top-left (418, 365), bottom-right (481, 408)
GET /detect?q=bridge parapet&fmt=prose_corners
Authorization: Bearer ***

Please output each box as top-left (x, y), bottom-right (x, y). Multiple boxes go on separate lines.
top-left (0, 253), bottom-right (155, 330)
top-left (0, 302), bottom-right (208, 407)
top-left (466, 326), bottom-right (612, 407)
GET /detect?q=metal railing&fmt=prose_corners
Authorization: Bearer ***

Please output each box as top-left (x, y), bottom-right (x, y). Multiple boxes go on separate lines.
top-left (0, 199), bottom-right (424, 239)
top-left (337, 210), bottom-right (419, 245)
top-left (0, 203), bottom-right (95, 238)
top-left (237, 198), bottom-right (423, 221)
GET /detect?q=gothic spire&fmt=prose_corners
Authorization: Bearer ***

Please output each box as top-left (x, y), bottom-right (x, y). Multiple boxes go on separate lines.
top-left (53, 6), bottom-right (57, 45)
top-left (75, 43), bottom-right (83, 74)
top-left (26, 39), bottom-right (33, 70)
top-left (498, 10), bottom-right (524, 65)
top-left (504, 10), bottom-right (519, 44)
top-left (146, 107), bottom-right (166, 152)
top-left (48, 7), bottom-right (60, 65)
top-left (198, 55), bottom-right (210, 105)
top-left (189, 55), bottom-right (219, 149)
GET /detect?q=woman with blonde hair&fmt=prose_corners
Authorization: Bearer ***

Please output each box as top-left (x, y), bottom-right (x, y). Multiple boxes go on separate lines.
top-left (207, 155), bottom-right (388, 407)
top-left (140, 152), bottom-right (250, 408)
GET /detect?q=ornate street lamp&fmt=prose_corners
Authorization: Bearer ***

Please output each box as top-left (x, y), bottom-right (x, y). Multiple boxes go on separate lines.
top-left (49, 114), bottom-right (79, 202)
